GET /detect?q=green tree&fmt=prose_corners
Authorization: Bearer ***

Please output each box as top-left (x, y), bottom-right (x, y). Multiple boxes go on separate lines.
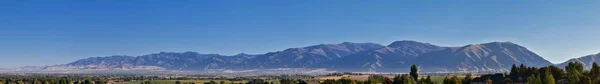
top-left (548, 65), bottom-right (566, 80)
top-left (566, 61), bottom-right (584, 84)
top-left (543, 70), bottom-right (556, 84)
top-left (581, 76), bottom-right (592, 84)
top-left (403, 75), bottom-right (415, 84)
top-left (591, 62), bottom-right (600, 81)
top-left (410, 64), bottom-right (419, 81)
top-left (527, 74), bottom-right (541, 84)
top-left (443, 76), bottom-right (462, 84)
top-left (368, 75), bottom-right (385, 84)
top-left (519, 64), bottom-right (527, 75)
top-left (83, 79), bottom-right (92, 84)
top-left (510, 64), bottom-right (518, 76)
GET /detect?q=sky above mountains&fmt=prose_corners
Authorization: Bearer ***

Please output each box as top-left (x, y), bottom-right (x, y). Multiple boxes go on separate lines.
top-left (1, 0), bottom-right (600, 68)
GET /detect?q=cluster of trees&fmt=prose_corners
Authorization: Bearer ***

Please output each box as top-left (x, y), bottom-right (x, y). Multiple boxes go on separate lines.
top-left (562, 62), bottom-right (600, 84)
top-left (507, 63), bottom-right (561, 84)
top-left (504, 62), bottom-right (600, 84)
top-left (321, 65), bottom-right (435, 84)
top-left (441, 74), bottom-right (471, 84)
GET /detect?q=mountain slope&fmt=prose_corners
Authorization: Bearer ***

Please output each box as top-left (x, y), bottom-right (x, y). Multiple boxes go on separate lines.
top-left (237, 42), bottom-right (384, 69)
top-left (54, 52), bottom-right (244, 70)
top-left (50, 42), bottom-right (384, 70)
top-left (416, 42), bottom-right (552, 72)
top-left (320, 40), bottom-right (447, 72)
top-left (557, 53), bottom-right (600, 69)
top-left (45, 41), bottom-right (556, 73)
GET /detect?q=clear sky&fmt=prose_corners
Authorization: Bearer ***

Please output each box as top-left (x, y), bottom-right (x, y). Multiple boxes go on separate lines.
top-left (1, 0), bottom-right (600, 68)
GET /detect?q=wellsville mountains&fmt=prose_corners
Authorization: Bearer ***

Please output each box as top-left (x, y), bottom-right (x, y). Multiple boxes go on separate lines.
top-left (40, 41), bottom-right (600, 73)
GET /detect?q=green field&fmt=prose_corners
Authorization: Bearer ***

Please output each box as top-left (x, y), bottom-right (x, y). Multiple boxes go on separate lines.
top-left (426, 76), bottom-right (447, 83)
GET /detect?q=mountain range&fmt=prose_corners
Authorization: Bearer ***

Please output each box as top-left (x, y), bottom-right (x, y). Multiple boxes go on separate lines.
top-left (40, 40), bottom-right (600, 73)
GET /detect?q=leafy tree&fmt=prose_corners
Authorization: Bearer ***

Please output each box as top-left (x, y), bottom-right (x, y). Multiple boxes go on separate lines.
top-left (581, 76), bottom-right (592, 84)
top-left (443, 76), bottom-right (462, 84)
top-left (526, 74), bottom-right (541, 84)
top-left (566, 61), bottom-right (584, 84)
top-left (418, 76), bottom-right (434, 84)
top-left (393, 74), bottom-right (414, 84)
top-left (410, 65), bottom-right (419, 81)
top-left (548, 65), bottom-right (566, 80)
top-left (542, 70), bottom-right (556, 84)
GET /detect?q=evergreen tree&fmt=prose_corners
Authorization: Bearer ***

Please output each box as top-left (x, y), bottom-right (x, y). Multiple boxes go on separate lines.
top-left (591, 62), bottom-right (600, 80)
top-left (548, 65), bottom-right (566, 80)
top-left (410, 65), bottom-right (419, 81)
top-left (510, 64), bottom-right (518, 76)
top-left (519, 64), bottom-right (527, 75)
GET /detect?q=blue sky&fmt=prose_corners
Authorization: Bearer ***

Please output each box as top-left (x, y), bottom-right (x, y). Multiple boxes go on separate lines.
top-left (1, 0), bottom-right (600, 68)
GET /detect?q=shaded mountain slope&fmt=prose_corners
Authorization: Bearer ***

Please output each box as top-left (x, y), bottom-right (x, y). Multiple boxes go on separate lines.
top-left (416, 42), bottom-right (552, 72)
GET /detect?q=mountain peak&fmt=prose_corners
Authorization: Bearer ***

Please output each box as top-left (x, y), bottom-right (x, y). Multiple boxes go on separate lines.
top-left (482, 41), bottom-right (515, 45)
top-left (341, 42), bottom-right (355, 45)
top-left (387, 40), bottom-right (438, 48)
top-left (233, 53), bottom-right (253, 56)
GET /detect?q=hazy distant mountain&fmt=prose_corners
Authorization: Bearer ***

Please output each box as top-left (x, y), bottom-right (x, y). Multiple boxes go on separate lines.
top-left (416, 42), bottom-right (552, 72)
top-left (50, 42), bottom-right (383, 71)
top-left (320, 41), bottom-right (447, 72)
top-left (56, 52), bottom-right (244, 70)
top-left (557, 53), bottom-right (600, 69)
top-left (236, 42), bottom-right (384, 69)
top-left (45, 41), bottom-right (558, 73)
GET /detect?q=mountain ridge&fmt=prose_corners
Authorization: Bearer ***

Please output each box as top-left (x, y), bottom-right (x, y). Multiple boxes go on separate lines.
top-left (41, 41), bottom-right (579, 73)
